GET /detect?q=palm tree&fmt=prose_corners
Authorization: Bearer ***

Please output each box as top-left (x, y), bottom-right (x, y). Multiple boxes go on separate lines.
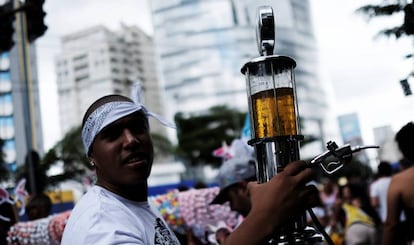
top-left (356, 1), bottom-right (414, 38)
top-left (174, 105), bottom-right (246, 167)
top-left (356, 1), bottom-right (414, 94)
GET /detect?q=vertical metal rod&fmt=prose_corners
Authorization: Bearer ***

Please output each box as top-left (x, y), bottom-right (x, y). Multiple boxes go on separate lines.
top-left (15, 0), bottom-right (37, 194)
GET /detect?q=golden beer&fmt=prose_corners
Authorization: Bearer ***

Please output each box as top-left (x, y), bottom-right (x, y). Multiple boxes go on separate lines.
top-left (251, 87), bottom-right (297, 138)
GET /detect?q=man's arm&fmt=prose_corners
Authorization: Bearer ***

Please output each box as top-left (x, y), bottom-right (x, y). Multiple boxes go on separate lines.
top-left (369, 182), bottom-right (379, 208)
top-left (382, 176), bottom-right (402, 245)
top-left (370, 196), bottom-right (379, 209)
top-left (222, 161), bottom-right (317, 245)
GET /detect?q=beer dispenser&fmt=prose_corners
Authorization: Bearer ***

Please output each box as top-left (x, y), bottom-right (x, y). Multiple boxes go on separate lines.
top-left (241, 6), bottom-right (378, 244)
top-left (241, 5), bottom-right (301, 185)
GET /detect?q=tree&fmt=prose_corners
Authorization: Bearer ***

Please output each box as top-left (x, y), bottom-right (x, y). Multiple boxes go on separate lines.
top-left (356, 1), bottom-right (414, 91)
top-left (173, 106), bottom-right (320, 168)
top-left (356, 2), bottom-right (414, 38)
top-left (151, 132), bottom-right (174, 162)
top-left (0, 138), bottom-right (9, 182)
top-left (40, 126), bottom-right (89, 186)
top-left (174, 105), bottom-right (246, 167)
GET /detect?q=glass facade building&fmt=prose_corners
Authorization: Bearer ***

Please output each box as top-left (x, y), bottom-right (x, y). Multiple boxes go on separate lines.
top-left (0, 43), bottom-right (43, 170)
top-left (151, 0), bottom-right (333, 154)
top-left (0, 52), bottom-right (16, 170)
top-left (0, 5), bottom-right (45, 170)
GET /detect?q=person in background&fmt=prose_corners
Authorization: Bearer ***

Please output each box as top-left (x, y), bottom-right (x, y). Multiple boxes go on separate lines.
top-left (369, 161), bottom-right (393, 243)
top-left (210, 156), bottom-right (257, 217)
top-left (21, 150), bottom-right (48, 195)
top-left (320, 178), bottom-right (338, 216)
top-left (25, 192), bottom-right (52, 220)
top-left (334, 182), bottom-right (381, 245)
top-left (61, 85), bottom-right (318, 245)
top-left (221, 159), bottom-right (318, 245)
top-left (383, 122), bottom-right (414, 244)
top-left (0, 201), bottom-right (18, 245)
top-left (370, 161), bottom-right (393, 223)
top-left (210, 156), bottom-right (320, 244)
top-left (396, 157), bottom-right (413, 173)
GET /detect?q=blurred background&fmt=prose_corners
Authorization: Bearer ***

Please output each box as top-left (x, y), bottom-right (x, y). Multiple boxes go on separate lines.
top-left (0, 0), bottom-right (412, 209)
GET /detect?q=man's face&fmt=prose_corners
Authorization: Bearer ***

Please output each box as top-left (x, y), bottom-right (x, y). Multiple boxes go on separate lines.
top-left (226, 183), bottom-right (252, 217)
top-left (89, 111), bottom-right (154, 188)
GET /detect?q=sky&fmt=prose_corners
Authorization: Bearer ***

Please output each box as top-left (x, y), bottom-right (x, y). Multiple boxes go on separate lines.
top-left (35, 0), bottom-right (413, 153)
top-left (36, 0), bottom-right (153, 150)
top-left (310, 0), bottom-right (413, 157)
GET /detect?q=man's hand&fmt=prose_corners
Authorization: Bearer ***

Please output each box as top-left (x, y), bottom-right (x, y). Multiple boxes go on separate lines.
top-left (247, 160), bottom-right (318, 232)
top-left (222, 160), bottom-right (318, 245)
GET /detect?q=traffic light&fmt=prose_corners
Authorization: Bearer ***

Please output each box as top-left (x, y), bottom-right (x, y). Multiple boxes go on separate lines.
top-left (25, 0), bottom-right (47, 43)
top-left (0, 1), bottom-right (15, 53)
top-left (404, 3), bottom-right (414, 35)
top-left (400, 79), bottom-right (412, 96)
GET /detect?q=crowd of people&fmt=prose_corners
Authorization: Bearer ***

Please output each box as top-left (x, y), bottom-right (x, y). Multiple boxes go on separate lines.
top-left (192, 126), bottom-right (413, 245)
top-left (314, 122), bottom-right (414, 245)
top-left (0, 85), bottom-right (413, 245)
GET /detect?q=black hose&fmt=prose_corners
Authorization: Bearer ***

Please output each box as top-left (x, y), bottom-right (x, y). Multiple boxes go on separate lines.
top-left (307, 208), bottom-right (334, 245)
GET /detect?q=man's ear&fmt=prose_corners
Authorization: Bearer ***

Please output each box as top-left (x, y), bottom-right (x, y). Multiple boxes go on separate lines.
top-left (88, 156), bottom-right (96, 167)
top-left (239, 181), bottom-right (249, 188)
top-left (238, 181), bottom-right (250, 194)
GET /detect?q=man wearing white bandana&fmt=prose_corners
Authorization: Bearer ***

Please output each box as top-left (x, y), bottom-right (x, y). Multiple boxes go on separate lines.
top-left (61, 86), bottom-right (319, 245)
top-left (62, 90), bottom-right (180, 245)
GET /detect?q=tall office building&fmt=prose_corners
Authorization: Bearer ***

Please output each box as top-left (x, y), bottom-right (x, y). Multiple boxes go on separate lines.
top-left (55, 24), bottom-right (167, 139)
top-left (151, 0), bottom-right (334, 155)
top-left (0, 13), bottom-right (44, 170)
top-left (0, 52), bottom-right (21, 171)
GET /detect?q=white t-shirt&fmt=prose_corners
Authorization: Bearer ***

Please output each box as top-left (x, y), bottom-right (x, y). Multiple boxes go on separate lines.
top-left (61, 185), bottom-right (179, 245)
top-left (369, 177), bottom-right (391, 222)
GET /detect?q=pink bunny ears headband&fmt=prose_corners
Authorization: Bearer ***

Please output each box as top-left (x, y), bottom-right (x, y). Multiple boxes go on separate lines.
top-left (212, 138), bottom-right (254, 160)
top-left (0, 178), bottom-right (28, 221)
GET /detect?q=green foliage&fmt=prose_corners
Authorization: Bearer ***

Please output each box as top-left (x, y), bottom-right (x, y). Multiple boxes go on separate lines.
top-left (151, 133), bottom-right (174, 161)
top-left (56, 126), bottom-right (88, 170)
top-left (0, 165), bottom-right (7, 181)
top-left (357, 4), bottom-right (402, 18)
top-left (357, 1), bottom-right (414, 86)
top-left (299, 116), bottom-right (320, 147)
top-left (174, 105), bottom-right (246, 167)
top-left (356, 2), bottom-right (414, 38)
top-left (0, 138), bottom-right (9, 181)
top-left (41, 126), bottom-right (88, 186)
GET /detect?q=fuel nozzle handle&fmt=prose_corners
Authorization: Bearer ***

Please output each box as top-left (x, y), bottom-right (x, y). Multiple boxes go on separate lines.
top-left (309, 141), bottom-right (379, 175)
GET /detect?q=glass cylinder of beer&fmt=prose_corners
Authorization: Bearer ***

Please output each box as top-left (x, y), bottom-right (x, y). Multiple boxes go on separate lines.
top-left (241, 55), bottom-right (299, 139)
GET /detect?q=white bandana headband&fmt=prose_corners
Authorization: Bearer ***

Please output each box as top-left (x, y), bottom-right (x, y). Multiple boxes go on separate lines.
top-left (81, 84), bottom-right (175, 154)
